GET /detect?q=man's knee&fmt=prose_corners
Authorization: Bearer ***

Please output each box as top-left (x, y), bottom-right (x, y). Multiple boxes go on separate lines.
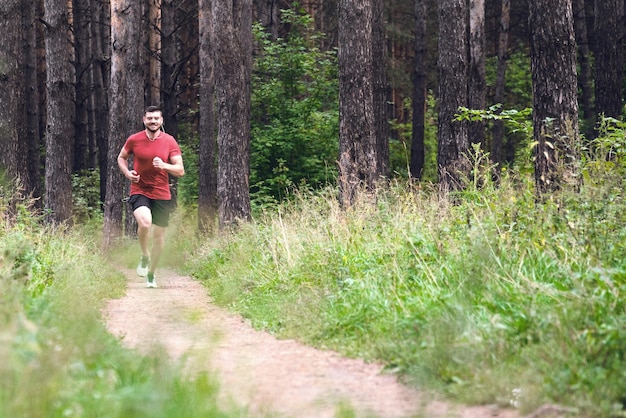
top-left (134, 207), bottom-right (152, 229)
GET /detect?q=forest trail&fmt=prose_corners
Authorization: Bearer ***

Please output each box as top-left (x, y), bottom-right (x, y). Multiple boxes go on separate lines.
top-left (104, 269), bottom-right (522, 418)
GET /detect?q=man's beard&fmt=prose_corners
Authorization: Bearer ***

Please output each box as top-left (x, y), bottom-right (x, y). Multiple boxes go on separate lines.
top-left (145, 124), bottom-right (161, 133)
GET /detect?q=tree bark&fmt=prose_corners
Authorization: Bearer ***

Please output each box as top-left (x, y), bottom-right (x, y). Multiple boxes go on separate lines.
top-left (529, 0), bottom-right (580, 194)
top-left (0, 0), bottom-right (26, 189)
top-left (44, 0), bottom-right (75, 224)
top-left (468, 0), bottom-right (486, 147)
top-left (146, 0), bottom-right (161, 106)
top-left (338, 0), bottom-right (377, 207)
top-left (22, 0), bottom-right (42, 199)
top-left (593, 0), bottom-right (624, 120)
top-left (410, 0), bottom-right (426, 180)
top-left (573, 0), bottom-right (594, 139)
top-left (437, 0), bottom-right (469, 191)
top-left (198, 0), bottom-right (218, 233)
top-left (161, 0), bottom-right (178, 138)
top-left (91, 0), bottom-right (110, 207)
top-left (104, 0), bottom-right (139, 248)
top-left (73, 0), bottom-right (91, 172)
top-left (214, 0), bottom-right (252, 228)
top-left (372, 0), bottom-right (389, 178)
top-left (123, 0), bottom-right (143, 238)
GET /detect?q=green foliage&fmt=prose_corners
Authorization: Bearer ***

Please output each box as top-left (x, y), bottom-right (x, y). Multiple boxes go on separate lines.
top-left (191, 129), bottom-right (626, 417)
top-left (0, 192), bottom-right (241, 417)
top-left (72, 169), bottom-right (103, 223)
top-left (388, 94), bottom-right (440, 182)
top-left (172, 124), bottom-right (201, 208)
top-left (251, 6), bottom-right (339, 203)
top-left (456, 104), bottom-right (534, 172)
top-left (485, 46), bottom-right (533, 112)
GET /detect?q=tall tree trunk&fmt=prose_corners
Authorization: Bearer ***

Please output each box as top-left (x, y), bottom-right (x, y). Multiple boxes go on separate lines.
top-left (468, 0), bottom-right (486, 147)
top-left (437, 0), bottom-right (469, 192)
top-left (161, 0), bottom-right (178, 138)
top-left (594, 0), bottom-right (624, 120)
top-left (574, 0), bottom-right (594, 139)
top-left (104, 0), bottom-right (139, 248)
top-left (338, 0), bottom-right (377, 207)
top-left (198, 0), bottom-right (218, 233)
top-left (0, 0), bottom-right (28, 194)
top-left (124, 1), bottom-right (144, 238)
top-left (372, 0), bottom-right (389, 178)
top-left (22, 0), bottom-right (42, 200)
top-left (91, 0), bottom-right (110, 207)
top-left (410, 0), bottom-right (426, 180)
top-left (529, 0), bottom-right (580, 195)
top-left (44, 0), bottom-right (75, 224)
top-left (491, 0), bottom-right (510, 166)
top-left (214, 0), bottom-right (252, 228)
top-left (147, 0), bottom-right (161, 106)
top-left (73, 0), bottom-right (91, 172)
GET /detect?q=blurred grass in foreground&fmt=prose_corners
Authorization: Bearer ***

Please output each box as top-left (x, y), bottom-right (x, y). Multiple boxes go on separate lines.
top-left (0, 189), bottom-right (242, 418)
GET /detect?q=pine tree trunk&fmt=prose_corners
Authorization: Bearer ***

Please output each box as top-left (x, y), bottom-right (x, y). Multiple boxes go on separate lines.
top-left (147, 0), bottom-right (161, 106)
top-left (574, 0), bottom-right (594, 139)
top-left (161, 0), bottom-right (178, 138)
top-left (91, 0), bottom-right (110, 206)
top-left (214, 0), bottom-right (252, 228)
top-left (338, 0), bottom-right (377, 207)
top-left (104, 0), bottom-right (134, 248)
top-left (529, 0), bottom-right (580, 194)
top-left (198, 0), bottom-right (218, 233)
top-left (0, 0), bottom-right (25, 187)
top-left (124, 1), bottom-right (143, 238)
top-left (410, 0), bottom-right (427, 180)
top-left (44, 0), bottom-right (75, 224)
top-left (73, 0), bottom-right (91, 172)
top-left (21, 0), bottom-right (42, 200)
top-left (437, 0), bottom-right (469, 191)
top-left (372, 0), bottom-right (389, 178)
top-left (468, 0), bottom-right (486, 147)
top-left (594, 0), bottom-right (624, 120)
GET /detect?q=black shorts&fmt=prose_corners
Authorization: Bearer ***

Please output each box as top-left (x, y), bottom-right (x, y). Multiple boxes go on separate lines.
top-left (128, 194), bottom-right (173, 227)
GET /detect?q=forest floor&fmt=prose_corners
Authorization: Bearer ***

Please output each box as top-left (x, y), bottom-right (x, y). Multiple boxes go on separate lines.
top-left (104, 269), bottom-right (531, 418)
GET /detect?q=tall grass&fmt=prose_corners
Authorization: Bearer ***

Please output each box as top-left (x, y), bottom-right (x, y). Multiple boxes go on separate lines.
top-left (0, 188), bottom-right (241, 417)
top-left (190, 147), bottom-right (626, 417)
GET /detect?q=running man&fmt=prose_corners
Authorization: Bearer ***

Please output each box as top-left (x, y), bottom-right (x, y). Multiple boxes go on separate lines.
top-left (117, 105), bottom-right (185, 288)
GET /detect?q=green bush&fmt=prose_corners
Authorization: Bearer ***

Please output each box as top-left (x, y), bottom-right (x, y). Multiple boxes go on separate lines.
top-left (251, 6), bottom-right (339, 202)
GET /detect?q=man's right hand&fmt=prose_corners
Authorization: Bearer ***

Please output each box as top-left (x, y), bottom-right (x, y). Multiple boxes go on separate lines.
top-left (128, 170), bottom-right (140, 183)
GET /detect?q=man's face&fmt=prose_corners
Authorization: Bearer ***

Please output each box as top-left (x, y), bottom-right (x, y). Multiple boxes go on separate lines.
top-left (143, 111), bottom-right (163, 133)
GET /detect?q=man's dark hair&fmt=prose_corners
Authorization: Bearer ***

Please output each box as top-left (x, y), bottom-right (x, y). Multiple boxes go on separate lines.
top-left (145, 105), bottom-right (162, 114)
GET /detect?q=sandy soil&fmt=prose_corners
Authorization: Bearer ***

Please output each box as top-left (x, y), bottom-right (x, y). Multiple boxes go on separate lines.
top-left (104, 269), bottom-right (525, 418)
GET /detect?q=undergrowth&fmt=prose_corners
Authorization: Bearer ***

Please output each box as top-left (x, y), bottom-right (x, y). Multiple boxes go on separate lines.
top-left (0, 187), bottom-right (240, 418)
top-left (190, 132), bottom-right (626, 417)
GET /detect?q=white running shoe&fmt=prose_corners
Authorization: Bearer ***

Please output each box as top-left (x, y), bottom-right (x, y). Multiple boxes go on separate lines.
top-left (136, 256), bottom-right (149, 277)
top-left (146, 272), bottom-right (157, 288)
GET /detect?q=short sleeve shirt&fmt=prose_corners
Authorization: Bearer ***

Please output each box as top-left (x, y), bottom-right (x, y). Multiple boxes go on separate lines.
top-left (123, 131), bottom-right (182, 200)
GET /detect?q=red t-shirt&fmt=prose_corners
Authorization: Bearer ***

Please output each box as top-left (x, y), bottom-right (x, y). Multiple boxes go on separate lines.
top-left (123, 131), bottom-right (182, 200)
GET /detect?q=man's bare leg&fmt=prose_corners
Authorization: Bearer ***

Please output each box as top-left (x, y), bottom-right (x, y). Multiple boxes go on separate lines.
top-left (134, 206), bottom-right (153, 258)
top-left (149, 225), bottom-right (166, 274)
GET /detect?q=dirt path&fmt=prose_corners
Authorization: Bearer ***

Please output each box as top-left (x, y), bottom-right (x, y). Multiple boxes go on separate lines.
top-left (104, 269), bottom-right (522, 418)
